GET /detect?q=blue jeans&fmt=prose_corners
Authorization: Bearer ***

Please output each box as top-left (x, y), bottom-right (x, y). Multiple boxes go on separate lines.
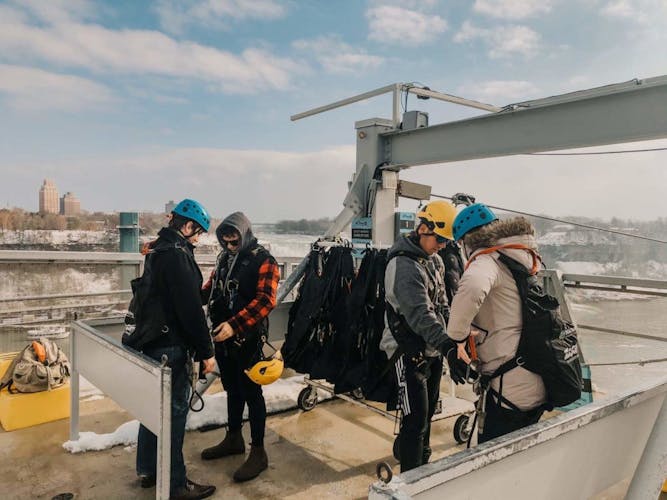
top-left (136, 345), bottom-right (190, 493)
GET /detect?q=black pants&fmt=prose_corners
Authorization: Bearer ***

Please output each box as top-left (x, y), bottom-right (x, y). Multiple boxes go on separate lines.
top-left (215, 342), bottom-right (266, 446)
top-left (395, 353), bottom-right (442, 473)
top-left (477, 391), bottom-right (544, 444)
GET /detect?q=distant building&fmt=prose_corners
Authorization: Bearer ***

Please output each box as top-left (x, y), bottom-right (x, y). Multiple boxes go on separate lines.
top-left (39, 179), bottom-right (59, 214)
top-left (60, 192), bottom-right (81, 216)
top-left (165, 200), bottom-right (177, 213)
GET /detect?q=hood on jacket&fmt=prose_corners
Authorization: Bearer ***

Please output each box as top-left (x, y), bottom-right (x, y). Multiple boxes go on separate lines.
top-left (463, 217), bottom-right (535, 252)
top-left (216, 211), bottom-right (256, 253)
top-left (464, 217), bottom-right (539, 271)
top-left (387, 232), bottom-right (430, 261)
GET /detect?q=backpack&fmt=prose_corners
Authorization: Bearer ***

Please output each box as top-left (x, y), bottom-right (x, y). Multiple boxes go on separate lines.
top-left (489, 253), bottom-right (582, 409)
top-left (122, 245), bottom-right (179, 351)
top-left (0, 339), bottom-right (71, 393)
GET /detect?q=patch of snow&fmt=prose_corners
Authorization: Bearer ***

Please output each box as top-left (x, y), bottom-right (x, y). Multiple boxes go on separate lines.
top-left (62, 376), bottom-right (331, 453)
top-left (63, 420), bottom-right (139, 453)
top-left (555, 261), bottom-right (622, 275)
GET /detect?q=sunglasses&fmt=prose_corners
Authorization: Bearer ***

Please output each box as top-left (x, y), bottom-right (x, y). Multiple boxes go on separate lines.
top-left (222, 238), bottom-right (240, 247)
top-left (424, 232), bottom-right (447, 244)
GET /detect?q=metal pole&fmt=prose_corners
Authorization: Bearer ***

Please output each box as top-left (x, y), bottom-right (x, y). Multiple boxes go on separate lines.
top-left (156, 366), bottom-right (172, 500)
top-left (393, 83), bottom-right (401, 126)
top-left (276, 255), bottom-right (308, 305)
top-left (406, 86), bottom-right (501, 112)
top-left (69, 328), bottom-right (79, 442)
top-left (625, 395), bottom-right (667, 499)
top-left (290, 84), bottom-right (398, 121)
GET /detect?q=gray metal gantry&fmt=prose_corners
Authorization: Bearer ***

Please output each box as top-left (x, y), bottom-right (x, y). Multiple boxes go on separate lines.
top-left (290, 76), bottom-right (667, 248)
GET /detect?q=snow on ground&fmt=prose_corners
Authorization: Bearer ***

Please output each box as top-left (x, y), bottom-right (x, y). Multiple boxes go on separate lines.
top-left (555, 261), bottom-right (622, 275)
top-left (62, 376), bottom-right (331, 453)
top-left (1, 268), bottom-right (117, 299)
top-left (0, 230), bottom-right (117, 245)
top-left (63, 420), bottom-right (139, 453)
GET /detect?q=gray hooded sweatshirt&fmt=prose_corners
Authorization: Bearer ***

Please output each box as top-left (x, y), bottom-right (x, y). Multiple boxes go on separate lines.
top-left (448, 217), bottom-right (547, 411)
top-left (216, 211), bottom-right (255, 254)
top-left (380, 233), bottom-right (448, 358)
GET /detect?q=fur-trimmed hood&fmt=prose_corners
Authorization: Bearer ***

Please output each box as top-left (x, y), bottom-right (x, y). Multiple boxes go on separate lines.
top-left (462, 216), bottom-right (536, 253)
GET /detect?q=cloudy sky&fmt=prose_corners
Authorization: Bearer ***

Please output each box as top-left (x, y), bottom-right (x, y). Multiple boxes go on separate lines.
top-left (1, 0), bottom-right (666, 221)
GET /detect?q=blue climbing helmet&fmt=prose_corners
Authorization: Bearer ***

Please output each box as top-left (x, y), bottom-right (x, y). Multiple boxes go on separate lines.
top-left (172, 198), bottom-right (211, 232)
top-left (452, 203), bottom-right (498, 241)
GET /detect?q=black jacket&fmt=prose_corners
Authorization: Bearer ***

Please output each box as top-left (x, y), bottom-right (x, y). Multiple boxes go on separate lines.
top-left (144, 227), bottom-right (214, 361)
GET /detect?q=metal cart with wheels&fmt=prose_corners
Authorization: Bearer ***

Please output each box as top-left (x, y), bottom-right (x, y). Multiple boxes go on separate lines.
top-left (296, 375), bottom-right (476, 451)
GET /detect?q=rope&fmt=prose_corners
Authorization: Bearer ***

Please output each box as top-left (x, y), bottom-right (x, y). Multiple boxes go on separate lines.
top-left (430, 193), bottom-right (667, 245)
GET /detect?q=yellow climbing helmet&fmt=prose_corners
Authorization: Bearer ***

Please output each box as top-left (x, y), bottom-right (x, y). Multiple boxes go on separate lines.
top-left (244, 347), bottom-right (284, 385)
top-left (416, 200), bottom-right (457, 240)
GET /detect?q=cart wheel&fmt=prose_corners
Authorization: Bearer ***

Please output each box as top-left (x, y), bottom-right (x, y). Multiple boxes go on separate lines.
top-left (453, 414), bottom-right (471, 444)
top-left (297, 387), bottom-right (318, 411)
top-left (392, 436), bottom-right (400, 461)
top-left (376, 462), bottom-right (393, 484)
top-left (351, 388), bottom-right (364, 400)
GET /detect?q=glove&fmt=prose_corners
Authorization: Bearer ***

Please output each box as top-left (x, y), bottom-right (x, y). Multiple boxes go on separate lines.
top-left (445, 347), bottom-right (468, 384)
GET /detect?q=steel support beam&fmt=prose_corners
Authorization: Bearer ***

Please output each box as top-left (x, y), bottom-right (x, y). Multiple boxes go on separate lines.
top-left (383, 76), bottom-right (667, 166)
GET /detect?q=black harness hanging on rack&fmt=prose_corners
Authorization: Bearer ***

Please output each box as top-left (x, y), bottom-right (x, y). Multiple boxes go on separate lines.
top-left (282, 245), bottom-right (354, 378)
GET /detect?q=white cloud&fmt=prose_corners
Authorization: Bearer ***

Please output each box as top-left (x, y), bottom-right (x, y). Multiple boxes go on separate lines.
top-left (155, 0), bottom-right (286, 35)
top-left (366, 6), bottom-right (447, 46)
top-left (292, 35), bottom-right (384, 74)
top-left (0, 14), bottom-right (302, 93)
top-left (460, 80), bottom-right (540, 104)
top-left (2, 145), bottom-right (357, 220)
top-left (9, 0), bottom-right (98, 24)
top-left (368, 0), bottom-right (439, 7)
top-left (454, 21), bottom-right (541, 58)
top-left (0, 64), bottom-right (114, 111)
top-left (600, 0), bottom-right (667, 25)
top-left (473, 0), bottom-right (552, 20)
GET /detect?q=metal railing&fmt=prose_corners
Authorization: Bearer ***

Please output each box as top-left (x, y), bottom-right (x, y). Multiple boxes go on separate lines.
top-left (369, 377), bottom-right (667, 499)
top-left (70, 318), bottom-right (172, 500)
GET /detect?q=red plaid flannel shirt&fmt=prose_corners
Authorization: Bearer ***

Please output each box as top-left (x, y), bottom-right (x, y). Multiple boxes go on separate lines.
top-left (224, 258), bottom-right (280, 336)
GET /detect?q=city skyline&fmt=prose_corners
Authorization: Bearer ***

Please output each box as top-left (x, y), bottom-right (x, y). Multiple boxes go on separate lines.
top-left (37, 178), bottom-right (81, 216)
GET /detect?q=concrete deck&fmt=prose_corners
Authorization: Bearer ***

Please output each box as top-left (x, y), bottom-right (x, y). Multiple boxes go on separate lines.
top-left (0, 383), bottom-right (470, 499)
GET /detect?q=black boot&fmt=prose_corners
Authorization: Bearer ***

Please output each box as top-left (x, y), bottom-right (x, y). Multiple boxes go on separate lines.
top-left (201, 430), bottom-right (245, 460)
top-left (233, 445), bottom-right (268, 482)
top-left (170, 478), bottom-right (216, 500)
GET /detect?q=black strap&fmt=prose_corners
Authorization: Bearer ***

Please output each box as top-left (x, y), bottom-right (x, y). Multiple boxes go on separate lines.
top-left (362, 347), bottom-right (404, 397)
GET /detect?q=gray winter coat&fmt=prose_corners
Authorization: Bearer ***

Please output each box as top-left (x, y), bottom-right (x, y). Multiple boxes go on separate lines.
top-left (380, 233), bottom-right (448, 358)
top-left (448, 218), bottom-right (547, 411)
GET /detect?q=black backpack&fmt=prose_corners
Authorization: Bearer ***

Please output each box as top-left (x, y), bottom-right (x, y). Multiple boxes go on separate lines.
top-left (122, 245), bottom-right (179, 351)
top-left (489, 253), bottom-right (582, 410)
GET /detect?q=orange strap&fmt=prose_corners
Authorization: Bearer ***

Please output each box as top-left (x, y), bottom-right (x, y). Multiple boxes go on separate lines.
top-left (467, 336), bottom-right (478, 362)
top-left (32, 341), bottom-right (46, 364)
top-left (464, 243), bottom-right (541, 275)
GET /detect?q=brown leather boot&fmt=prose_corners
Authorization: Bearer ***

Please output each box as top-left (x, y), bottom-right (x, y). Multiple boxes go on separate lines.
top-left (233, 445), bottom-right (268, 482)
top-left (201, 430), bottom-right (245, 460)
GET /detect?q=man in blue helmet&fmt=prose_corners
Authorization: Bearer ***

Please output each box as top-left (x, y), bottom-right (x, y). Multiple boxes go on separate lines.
top-left (448, 203), bottom-right (547, 443)
top-left (134, 198), bottom-right (217, 500)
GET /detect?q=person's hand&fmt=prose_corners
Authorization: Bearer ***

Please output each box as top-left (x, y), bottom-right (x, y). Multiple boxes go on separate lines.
top-left (446, 347), bottom-right (468, 384)
top-left (457, 342), bottom-right (471, 364)
top-left (201, 357), bottom-right (216, 375)
top-left (212, 322), bottom-right (234, 342)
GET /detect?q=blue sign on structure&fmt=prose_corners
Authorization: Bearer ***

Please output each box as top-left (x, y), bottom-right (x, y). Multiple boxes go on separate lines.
top-left (395, 211), bottom-right (415, 240)
top-left (351, 217), bottom-right (372, 258)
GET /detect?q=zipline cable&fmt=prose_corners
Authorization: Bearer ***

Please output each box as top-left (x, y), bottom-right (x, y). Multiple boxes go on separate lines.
top-left (525, 147), bottom-right (667, 156)
top-left (431, 194), bottom-right (667, 245)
